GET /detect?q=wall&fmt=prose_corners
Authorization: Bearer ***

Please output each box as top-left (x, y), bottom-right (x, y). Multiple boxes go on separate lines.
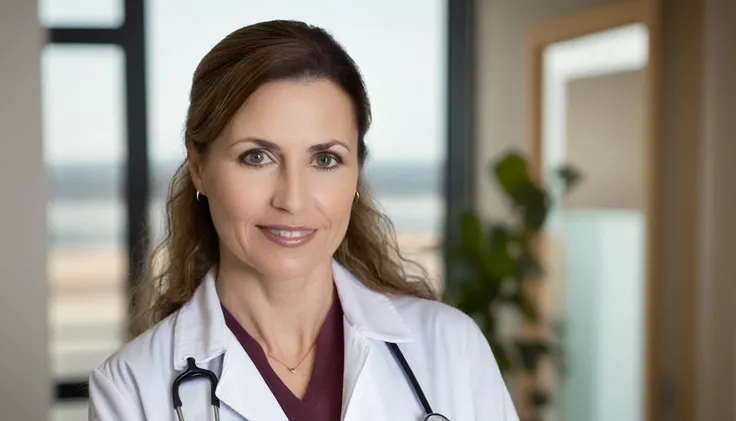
top-left (699, 0), bottom-right (736, 419)
top-left (565, 70), bottom-right (646, 211)
top-left (0, 0), bottom-right (50, 419)
top-left (474, 0), bottom-right (612, 220)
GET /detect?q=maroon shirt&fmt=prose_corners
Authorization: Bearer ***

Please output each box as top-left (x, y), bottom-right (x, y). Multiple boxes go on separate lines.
top-left (221, 296), bottom-right (345, 421)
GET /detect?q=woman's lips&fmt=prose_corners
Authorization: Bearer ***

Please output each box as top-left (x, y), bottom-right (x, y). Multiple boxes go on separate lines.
top-left (258, 226), bottom-right (317, 248)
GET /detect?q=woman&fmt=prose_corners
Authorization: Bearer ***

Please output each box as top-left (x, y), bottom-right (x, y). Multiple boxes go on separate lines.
top-left (89, 20), bottom-right (518, 421)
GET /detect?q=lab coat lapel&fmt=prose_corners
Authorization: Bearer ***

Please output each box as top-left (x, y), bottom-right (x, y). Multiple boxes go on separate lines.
top-left (173, 269), bottom-right (287, 421)
top-left (216, 331), bottom-right (288, 421)
top-left (341, 320), bottom-right (371, 420)
top-left (332, 260), bottom-right (414, 421)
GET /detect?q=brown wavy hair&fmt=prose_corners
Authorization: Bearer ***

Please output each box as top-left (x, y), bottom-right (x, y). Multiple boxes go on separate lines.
top-left (131, 20), bottom-right (436, 336)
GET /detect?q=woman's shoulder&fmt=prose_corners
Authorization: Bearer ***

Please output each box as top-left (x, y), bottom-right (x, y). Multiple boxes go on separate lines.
top-left (88, 312), bottom-right (185, 419)
top-left (389, 294), bottom-right (481, 345)
top-left (388, 296), bottom-right (518, 420)
top-left (91, 310), bottom-right (179, 384)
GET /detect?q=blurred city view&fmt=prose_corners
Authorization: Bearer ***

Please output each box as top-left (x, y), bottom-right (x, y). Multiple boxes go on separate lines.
top-left (48, 160), bottom-right (443, 246)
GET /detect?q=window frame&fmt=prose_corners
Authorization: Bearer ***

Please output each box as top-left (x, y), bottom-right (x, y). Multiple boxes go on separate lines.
top-left (46, 0), bottom-right (149, 402)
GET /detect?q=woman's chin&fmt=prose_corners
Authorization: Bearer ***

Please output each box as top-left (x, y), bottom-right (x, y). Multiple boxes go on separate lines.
top-left (252, 255), bottom-right (329, 281)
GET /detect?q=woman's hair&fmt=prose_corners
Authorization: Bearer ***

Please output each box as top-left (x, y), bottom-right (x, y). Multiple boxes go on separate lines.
top-left (131, 20), bottom-right (436, 336)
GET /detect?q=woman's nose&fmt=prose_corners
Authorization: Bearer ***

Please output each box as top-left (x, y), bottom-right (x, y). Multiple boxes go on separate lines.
top-left (270, 165), bottom-right (307, 213)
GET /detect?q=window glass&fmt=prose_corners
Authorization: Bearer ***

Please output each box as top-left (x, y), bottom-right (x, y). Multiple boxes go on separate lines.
top-left (51, 402), bottom-right (88, 421)
top-left (39, 0), bottom-right (124, 28)
top-left (41, 44), bottom-right (128, 390)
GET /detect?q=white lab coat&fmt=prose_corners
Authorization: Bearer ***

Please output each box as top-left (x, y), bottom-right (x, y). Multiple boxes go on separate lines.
top-left (89, 260), bottom-right (519, 420)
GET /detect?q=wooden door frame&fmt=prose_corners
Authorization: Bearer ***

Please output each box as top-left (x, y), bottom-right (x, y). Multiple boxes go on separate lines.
top-left (525, 0), bottom-right (672, 420)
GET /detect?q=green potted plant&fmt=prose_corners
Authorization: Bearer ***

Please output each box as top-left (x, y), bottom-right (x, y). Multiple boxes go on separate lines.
top-left (443, 151), bottom-right (581, 420)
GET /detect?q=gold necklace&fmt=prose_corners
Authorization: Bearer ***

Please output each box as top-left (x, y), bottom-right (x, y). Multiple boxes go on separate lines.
top-left (266, 341), bottom-right (317, 374)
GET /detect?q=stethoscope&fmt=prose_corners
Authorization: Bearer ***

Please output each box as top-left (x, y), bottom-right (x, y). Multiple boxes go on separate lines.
top-left (172, 342), bottom-right (450, 421)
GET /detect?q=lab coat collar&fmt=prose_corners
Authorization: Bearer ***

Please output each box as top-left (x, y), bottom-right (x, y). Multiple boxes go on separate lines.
top-left (172, 266), bottom-right (226, 371)
top-left (172, 258), bottom-right (413, 370)
top-left (331, 259), bottom-right (413, 343)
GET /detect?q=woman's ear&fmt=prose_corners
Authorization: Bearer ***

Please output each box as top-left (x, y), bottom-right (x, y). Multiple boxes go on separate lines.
top-left (186, 142), bottom-right (205, 194)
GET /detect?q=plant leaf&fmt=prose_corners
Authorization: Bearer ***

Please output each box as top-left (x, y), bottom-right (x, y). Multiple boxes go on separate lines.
top-left (455, 280), bottom-right (489, 315)
top-left (483, 247), bottom-right (516, 280)
top-left (556, 164), bottom-right (582, 193)
top-left (514, 289), bottom-right (540, 322)
top-left (493, 152), bottom-right (530, 199)
top-left (516, 251), bottom-right (543, 280)
top-left (516, 339), bottom-right (551, 372)
top-left (530, 389), bottom-right (550, 408)
top-left (458, 210), bottom-right (483, 255)
top-left (488, 225), bottom-right (511, 249)
top-left (489, 340), bottom-right (512, 374)
top-left (517, 184), bottom-right (549, 230)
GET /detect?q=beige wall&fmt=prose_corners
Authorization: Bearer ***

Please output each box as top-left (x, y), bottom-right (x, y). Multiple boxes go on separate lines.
top-left (474, 0), bottom-right (613, 220)
top-left (565, 70), bottom-right (646, 211)
top-left (698, 0), bottom-right (736, 419)
top-left (0, 0), bottom-right (50, 419)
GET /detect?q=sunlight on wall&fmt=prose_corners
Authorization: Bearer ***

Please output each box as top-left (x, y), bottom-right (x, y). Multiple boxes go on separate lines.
top-left (542, 23), bottom-right (648, 191)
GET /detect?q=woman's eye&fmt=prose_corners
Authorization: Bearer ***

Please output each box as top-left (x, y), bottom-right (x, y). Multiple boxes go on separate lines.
top-left (241, 150), bottom-right (273, 166)
top-left (314, 153), bottom-right (340, 169)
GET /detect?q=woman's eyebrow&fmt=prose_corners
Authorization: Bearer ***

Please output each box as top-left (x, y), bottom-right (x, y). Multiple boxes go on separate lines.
top-left (308, 140), bottom-right (351, 152)
top-left (231, 137), bottom-right (280, 151)
top-left (231, 137), bottom-right (351, 153)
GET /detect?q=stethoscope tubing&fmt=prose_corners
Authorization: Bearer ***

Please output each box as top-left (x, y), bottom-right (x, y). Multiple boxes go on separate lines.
top-left (175, 406), bottom-right (221, 421)
top-left (385, 342), bottom-right (434, 414)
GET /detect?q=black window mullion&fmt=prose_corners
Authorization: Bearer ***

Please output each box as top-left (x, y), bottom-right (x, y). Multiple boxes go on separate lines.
top-left (444, 0), bottom-right (477, 284)
top-left (55, 381), bottom-right (89, 402)
top-left (122, 0), bottom-right (149, 328)
top-left (47, 28), bottom-right (124, 45)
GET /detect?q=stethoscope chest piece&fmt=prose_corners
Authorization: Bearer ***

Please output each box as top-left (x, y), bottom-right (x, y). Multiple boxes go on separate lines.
top-left (172, 357), bottom-right (221, 421)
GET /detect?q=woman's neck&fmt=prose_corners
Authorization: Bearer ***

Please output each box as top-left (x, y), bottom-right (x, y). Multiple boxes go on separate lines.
top-left (215, 258), bottom-right (335, 359)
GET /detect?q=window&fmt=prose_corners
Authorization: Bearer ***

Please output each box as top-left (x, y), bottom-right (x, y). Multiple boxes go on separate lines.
top-left (39, 0), bottom-right (124, 28)
top-left (41, 44), bottom-right (128, 418)
top-left (147, 0), bottom-right (448, 287)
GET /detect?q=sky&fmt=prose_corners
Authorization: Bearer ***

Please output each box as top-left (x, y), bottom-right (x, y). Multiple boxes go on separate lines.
top-left (39, 0), bottom-right (448, 165)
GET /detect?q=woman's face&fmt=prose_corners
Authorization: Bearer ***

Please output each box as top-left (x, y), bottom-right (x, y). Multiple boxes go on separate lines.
top-left (190, 79), bottom-right (360, 280)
